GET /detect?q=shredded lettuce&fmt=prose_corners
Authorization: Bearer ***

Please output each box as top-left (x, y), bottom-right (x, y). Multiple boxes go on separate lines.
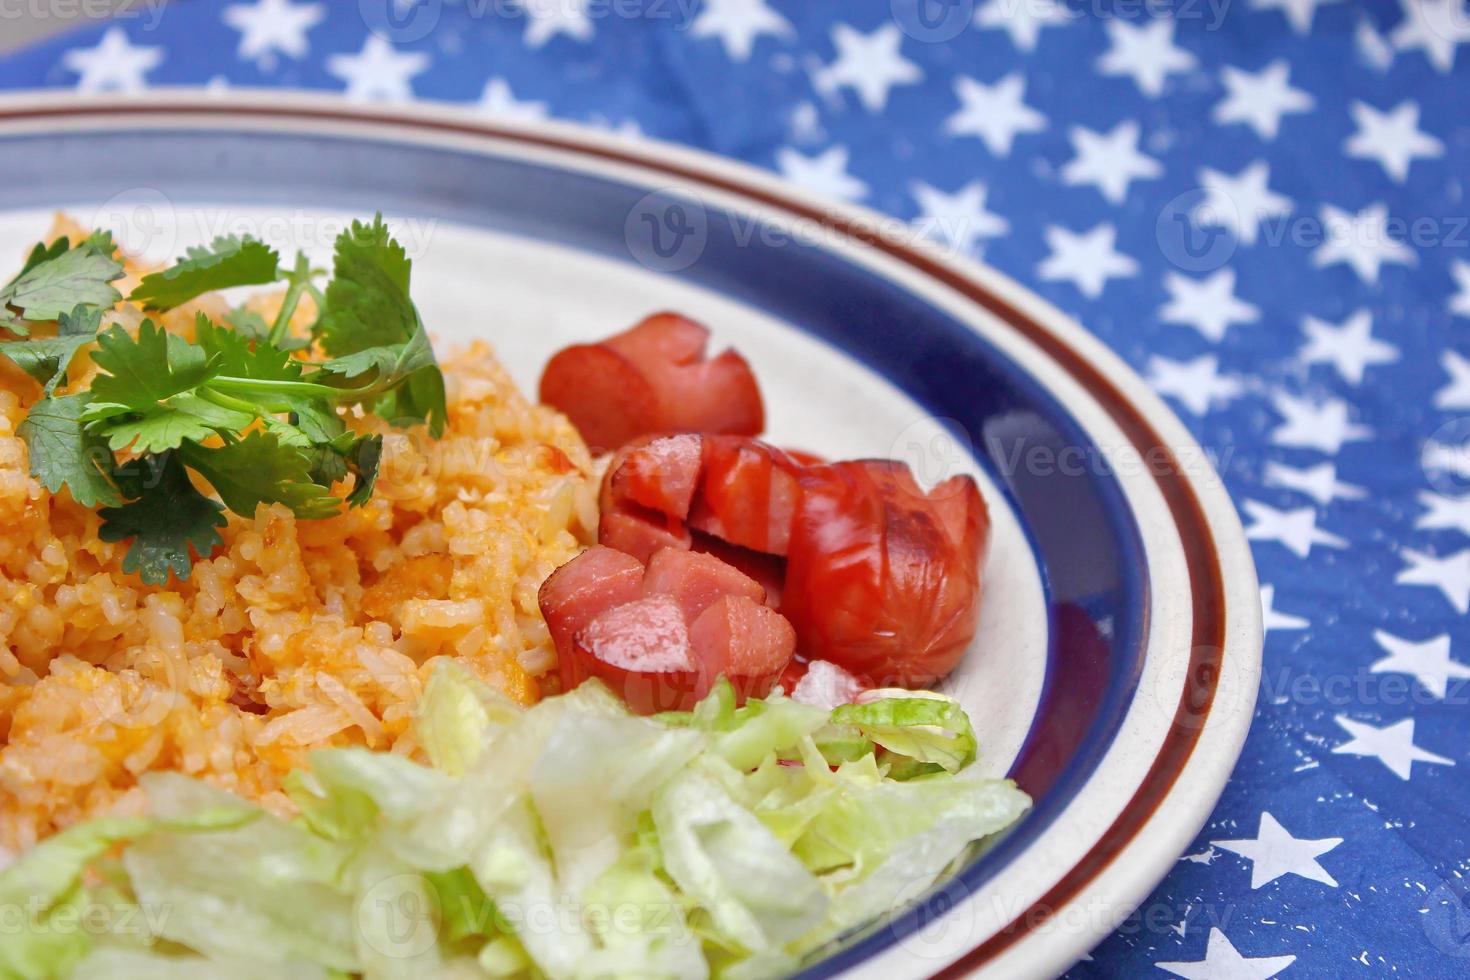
top-left (9, 667), bottom-right (1029, 980)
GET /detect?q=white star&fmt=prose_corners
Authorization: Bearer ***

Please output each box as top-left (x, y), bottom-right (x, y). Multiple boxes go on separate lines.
top-left (1299, 310), bottom-right (1400, 385)
top-left (1312, 203), bottom-right (1415, 285)
top-left (1269, 394), bottom-right (1372, 454)
top-left (1196, 161), bottom-right (1293, 247)
top-left (1157, 928), bottom-right (1297, 980)
top-left (1332, 715), bottom-right (1453, 779)
top-left (222, 0), bottom-right (323, 70)
top-left (1096, 18), bottom-right (1197, 97)
top-left (1372, 630), bottom-right (1470, 700)
top-left (1148, 355), bottom-right (1243, 417)
top-left (1252, 0), bottom-right (1342, 33)
top-left (1260, 584), bottom-right (1310, 633)
top-left (1263, 461), bottom-right (1366, 506)
top-left (910, 182), bottom-right (1008, 256)
top-left (945, 73), bottom-right (1047, 157)
top-left (1356, 16), bottom-right (1396, 71)
top-left (815, 23), bottom-right (922, 113)
top-left (1060, 121), bottom-right (1163, 204)
top-left (1344, 100), bottom-right (1444, 182)
top-left (1391, 0), bottom-right (1470, 72)
top-left (477, 78), bottom-right (548, 121)
top-left (1449, 262), bottom-right (1470, 319)
top-left (690, 0), bottom-right (792, 62)
top-left (775, 145), bottom-right (868, 202)
top-left (1037, 223), bottom-right (1138, 299)
top-left (1243, 500), bottom-right (1347, 558)
top-left (519, 0), bottom-right (594, 48)
top-left (60, 26), bottom-right (163, 94)
top-left (1398, 548), bottom-right (1470, 612)
top-left (1214, 60), bottom-right (1315, 140)
top-left (325, 35), bottom-right (427, 103)
top-left (975, 0), bottom-right (1070, 52)
top-left (1437, 349), bottom-right (1470, 409)
top-left (1215, 812), bottom-right (1342, 889)
top-left (1159, 269), bottom-right (1260, 343)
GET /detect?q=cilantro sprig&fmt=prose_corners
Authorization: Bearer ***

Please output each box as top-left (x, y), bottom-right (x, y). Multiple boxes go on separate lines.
top-left (3, 215), bottom-right (447, 584)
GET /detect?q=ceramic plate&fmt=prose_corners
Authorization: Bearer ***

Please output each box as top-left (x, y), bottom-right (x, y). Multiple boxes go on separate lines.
top-left (0, 92), bottom-right (1262, 980)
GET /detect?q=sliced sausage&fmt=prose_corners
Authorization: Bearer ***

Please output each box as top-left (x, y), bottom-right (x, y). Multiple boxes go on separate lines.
top-left (574, 595), bottom-right (706, 715)
top-left (642, 547), bottom-right (766, 622)
top-left (688, 595), bottom-right (796, 702)
top-left (540, 313), bottom-right (763, 453)
top-left (686, 436), bottom-right (802, 556)
top-left (782, 461), bottom-right (988, 687)
top-left (537, 545), bottom-right (647, 689)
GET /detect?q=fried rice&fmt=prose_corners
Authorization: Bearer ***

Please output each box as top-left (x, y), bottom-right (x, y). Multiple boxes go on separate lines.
top-left (0, 218), bottom-right (598, 853)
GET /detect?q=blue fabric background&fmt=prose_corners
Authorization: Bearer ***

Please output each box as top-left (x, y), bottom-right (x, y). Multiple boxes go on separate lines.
top-left (4, 1), bottom-right (1470, 976)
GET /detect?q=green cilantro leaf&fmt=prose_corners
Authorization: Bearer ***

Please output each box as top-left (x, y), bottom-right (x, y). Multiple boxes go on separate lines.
top-left (345, 435), bottom-right (383, 507)
top-left (0, 305), bottom-right (103, 394)
top-left (319, 326), bottom-right (446, 436)
top-left (195, 314), bottom-right (303, 382)
top-left (224, 305), bottom-right (271, 340)
top-left (317, 215), bottom-right (416, 355)
top-left (17, 392), bottom-right (122, 508)
top-left (130, 236), bottom-right (281, 311)
top-left (99, 453), bottom-right (227, 585)
top-left (87, 320), bottom-right (212, 415)
top-left (0, 238), bottom-right (124, 324)
top-left (182, 430), bottom-right (341, 520)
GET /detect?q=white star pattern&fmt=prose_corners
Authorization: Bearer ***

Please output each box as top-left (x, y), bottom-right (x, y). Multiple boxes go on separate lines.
top-left (1148, 355), bottom-right (1243, 416)
top-left (1252, 0), bottom-right (1342, 34)
top-left (1344, 100), bottom-right (1444, 182)
top-left (1397, 548), bottom-right (1470, 612)
top-left (478, 78), bottom-right (549, 121)
top-left (325, 36), bottom-right (427, 102)
top-left (1214, 60), bottom-right (1315, 140)
top-left (690, 0), bottom-right (792, 62)
top-left (775, 145), bottom-right (868, 201)
top-left (1157, 929), bottom-right (1297, 980)
top-left (1261, 584), bottom-right (1311, 633)
top-left (519, 0), bottom-right (594, 48)
top-left (816, 24), bottom-right (922, 113)
top-left (1096, 18), bottom-right (1197, 97)
top-left (60, 26), bottom-right (163, 94)
top-left (1060, 121), bottom-right (1163, 204)
top-left (1332, 715), bottom-right (1453, 779)
top-left (975, 0), bottom-right (1070, 52)
top-left (1269, 394), bottom-right (1372, 454)
top-left (1356, 16), bottom-right (1396, 71)
top-left (222, 0), bottom-right (323, 70)
top-left (1391, 0), bottom-right (1470, 72)
top-left (1263, 461), bottom-right (1366, 506)
top-left (1159, 269), bottom-right (1260, 343)
top-left (1214, 812), bottom-right (1342, 889)
top-left (1371, 630), bottom-right (1470, 700)
top-left (1312, 203), bottom-right (1415, 284)
top-left (1298, 310), bottom-right (1400, 384)
top-left (1449, 262), bottom-right (1470, 319)
top-left (1037, 223), bottom-right (1139, 298)
top-left (1243, 500), bottom-right (1347, 558)
top-left (945, 74), bottom-right (1047, 157)
top-left (1435, 350), bottom-right (1470, 409)
top-left (1196, 161), bottom-right (1294, 246)
top-left (910, 182), bottom-right (1008, 256)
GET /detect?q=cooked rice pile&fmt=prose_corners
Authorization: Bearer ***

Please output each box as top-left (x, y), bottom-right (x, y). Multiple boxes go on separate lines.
top-left (0, 218), bottom-right (598, 852)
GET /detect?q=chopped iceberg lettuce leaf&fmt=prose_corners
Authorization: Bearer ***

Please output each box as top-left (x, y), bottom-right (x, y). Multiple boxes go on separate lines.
top-left (20, 663), bottom-right (1028, 980)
